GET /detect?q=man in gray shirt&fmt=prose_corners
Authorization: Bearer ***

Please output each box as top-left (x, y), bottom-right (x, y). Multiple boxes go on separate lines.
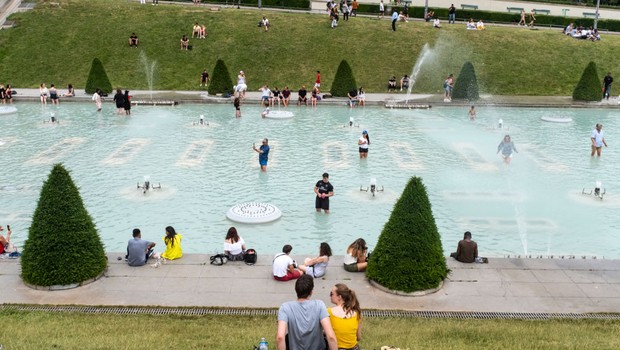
top-left (276, 274), bottom-right (337, 350)
top-left (126, 228), bottom-right (156, 266)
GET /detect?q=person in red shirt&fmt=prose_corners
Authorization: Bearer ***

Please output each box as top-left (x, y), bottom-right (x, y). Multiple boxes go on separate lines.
top-left (314, 70), bottom-right (321, 94)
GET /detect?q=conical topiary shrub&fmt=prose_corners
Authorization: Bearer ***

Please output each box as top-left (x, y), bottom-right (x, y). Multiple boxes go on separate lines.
top-left (330, 60), bottom-right (357, 97)
top-left (21, 164), bottom-right (107, 287)
top-left (208, 59), bottom-right (234, 95)
top-left (452, 61), bottom-right (479, 101)
top-left (84, 58), bottom-right (113, 94)
top-left (366, 176), bottom-right (449, 293)
top-left (573, 61), bottom-right (602, 101)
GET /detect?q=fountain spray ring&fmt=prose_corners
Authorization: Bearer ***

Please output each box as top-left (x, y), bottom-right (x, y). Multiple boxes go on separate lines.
top-left (0, 106), bottom-right (17, 115)
top-left (226, 202), bottom-right (282, 223)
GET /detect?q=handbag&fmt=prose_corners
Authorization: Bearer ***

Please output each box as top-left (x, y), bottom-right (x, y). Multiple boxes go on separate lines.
top-left (210, 254), bottom-right (227, 266)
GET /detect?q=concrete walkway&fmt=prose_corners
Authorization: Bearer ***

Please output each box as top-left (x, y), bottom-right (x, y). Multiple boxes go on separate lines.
top-left (1, 254), bottom-right (620, 313)
top-left (9, 87), bottom-right (620, 108)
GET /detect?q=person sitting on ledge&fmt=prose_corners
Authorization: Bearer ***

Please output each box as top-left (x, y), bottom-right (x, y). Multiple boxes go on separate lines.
top-left (126, 228), bottom-right (156, 267)
top-left (343, 238), bottom-right (368, 272)
top-left (129, 32), bottom-right (139, 47)
top-left (63, 84), bottom-right (75, 97)
top-left (273, 244), bottom-right (303, 281)
top-left (450, 231), bottom-right (478, 263)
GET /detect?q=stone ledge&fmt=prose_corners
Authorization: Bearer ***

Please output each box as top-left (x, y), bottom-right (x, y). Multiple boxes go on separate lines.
top-left (369, 278), bottom-right (443, 297)
top-left (23, 268), bottom-right (107, 291)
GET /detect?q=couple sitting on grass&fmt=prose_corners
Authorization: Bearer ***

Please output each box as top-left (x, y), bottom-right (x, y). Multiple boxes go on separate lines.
top-left (126, 226), bottom-right (182, 267)
top-left (466, 18), bottom-right (485, 30)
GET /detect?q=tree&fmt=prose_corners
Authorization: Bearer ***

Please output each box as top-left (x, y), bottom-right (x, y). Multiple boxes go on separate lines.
top-left (208, 59), bottom-right (234, 95)
top-left (452, 61), bottom-right (479, 101)
top-left (366, 176), bottom-right (449, 293)
top-left (84, 58), bottom-right (113, 94)
top-left (330, 60), bottom-right (357, 97)
top-left (573, 61), bottom-right (602, 101)
top-left (21, 164), bottom-right (107, 287)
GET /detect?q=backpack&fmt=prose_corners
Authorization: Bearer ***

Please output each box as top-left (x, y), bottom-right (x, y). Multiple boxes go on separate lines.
top-left (210, 253), bottom-right (228, 266)
top-left (244, 248), bottom-right (257, 265)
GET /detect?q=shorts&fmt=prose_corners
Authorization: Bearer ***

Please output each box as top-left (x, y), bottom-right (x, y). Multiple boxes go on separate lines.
top-left (314, 83), bottom-right (320, 88)
top-left (262, 96), bottom-right (269, 103)
top-left (315, 196), bottom-right (329, 210)
top-left (306, 266), bottom-right (325, 278)
top-left (235, 106), bottom-right (240, 111)
top-left (259, 159), bottom-right (268, 166)
top-left (236, 84), bottom-right (247, 92)
top-left (344, 263), bottom-right (359, 272)
top-left (359, 147), bottom-right (368, 153)
top-left (274, 270), bottom-right (301, 281)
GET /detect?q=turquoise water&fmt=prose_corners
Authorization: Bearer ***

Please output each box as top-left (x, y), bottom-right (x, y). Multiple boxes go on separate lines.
top-left (1, 103), bottom-right (618, 257)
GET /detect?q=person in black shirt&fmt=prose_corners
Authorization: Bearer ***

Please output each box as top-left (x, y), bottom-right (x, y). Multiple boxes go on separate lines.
top-left (314, 173), bottom-right (334, 214)
top-left (603, 72), bottom-right (613, 100)
top-left (200, 69), bottom-right (209, 87)
top-left (448, 4), bottom-right (456, 24)
top-left (298, 85), bottom-right (308, 106)
top-left (129, 33), bottom-right (139, 47)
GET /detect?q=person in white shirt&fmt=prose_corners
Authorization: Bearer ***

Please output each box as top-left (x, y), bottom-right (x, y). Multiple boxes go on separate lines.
top-left (273, 244), bottom-right (303, 281)
top-left (591, 123), bottom-right (608, 157)
top-left (224, 227), bottom-right (246, 261)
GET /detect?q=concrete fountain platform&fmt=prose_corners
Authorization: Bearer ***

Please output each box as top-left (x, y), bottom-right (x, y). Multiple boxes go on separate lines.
top-left (1, 254), bottom-right (620, 314)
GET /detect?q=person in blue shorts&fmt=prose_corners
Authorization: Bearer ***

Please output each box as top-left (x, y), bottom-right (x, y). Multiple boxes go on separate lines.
top-left (253, 138), bottom-right (270, 172)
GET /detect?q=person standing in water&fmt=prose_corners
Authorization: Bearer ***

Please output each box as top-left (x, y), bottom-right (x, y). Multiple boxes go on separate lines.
top-left (591, 123), bottom-right (608, 157)
top-left (233, 96), bottom-right (241, 118)
top-left (253, 138), bottom-right (270, 172)
top-left (468, 106), bottom-right (476, 121)
top-left (358, 130), bottom-right (370, 159)
top-left (497, 134), bottom-right (518, 164)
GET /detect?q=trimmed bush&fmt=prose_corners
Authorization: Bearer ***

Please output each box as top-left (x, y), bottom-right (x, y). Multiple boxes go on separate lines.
top-left (330, 60), bottom-right (357, 97)
top-left (208, 59), bottom-right (234, 95)
top-left (21, 164), bottom-right (107, 287)
top-left (452, 61), bottom-right (479, 101)
top-left (84, 58), bottom-right (113, 94)
top-left (366, 176), bottom-right (448, 293)
top-left (573, 61), bottom-right (602, 101)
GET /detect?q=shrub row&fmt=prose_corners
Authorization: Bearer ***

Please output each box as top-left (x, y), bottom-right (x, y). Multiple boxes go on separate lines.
top-left (171, 0), bottom-right (310, 9)
top-left (355, 5), bottom-right (620, 32)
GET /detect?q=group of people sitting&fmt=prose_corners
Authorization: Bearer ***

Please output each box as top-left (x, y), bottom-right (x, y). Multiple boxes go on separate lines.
top-left (191, 22), bottom-right (208, 39)
top-left (467, 18), bottom-right (485, 30)
top-left (388, 75), bottom-right (411, 92)
top-left (273, 238), bottom-right (370, 281)
top-left (564, 23), bottom-right (601, 41)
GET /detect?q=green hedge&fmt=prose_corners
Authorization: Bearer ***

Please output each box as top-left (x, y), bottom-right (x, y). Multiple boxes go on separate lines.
top-left (84, 58), bottom-right (113, 94)
top-left (208, 59), bottom-right (234, 95)
top-left (330, 60), bottom-right (357, 97)
top-left (21, 164), bottom-right (107, 287)
top-left (452, 61), bottom-right (479, 101)
top-left (573, 61), bottom-right (602, 101)
top-left (366, 176), bottom-right (449, 293)
top-left (355, 5), bottom-right (620, 32)
top-left (174, 0), bottom-right (310, 9)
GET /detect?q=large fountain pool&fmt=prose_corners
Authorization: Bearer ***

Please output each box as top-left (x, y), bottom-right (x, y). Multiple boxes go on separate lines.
top-left (1, 103), bottom-right (618, 257)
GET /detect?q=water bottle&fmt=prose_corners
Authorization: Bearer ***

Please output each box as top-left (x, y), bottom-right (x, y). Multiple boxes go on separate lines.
top-left (259, 337), bottom-right (268, 350)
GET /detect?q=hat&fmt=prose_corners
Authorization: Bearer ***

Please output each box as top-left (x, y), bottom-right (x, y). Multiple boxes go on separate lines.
top-left (362, 130), bottom-right (368, 134)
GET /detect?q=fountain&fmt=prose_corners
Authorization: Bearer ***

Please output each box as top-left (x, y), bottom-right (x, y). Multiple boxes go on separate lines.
top-left (133, 52), bottom-right (177, 106)
top-left (385, 43), bottom-right (434, 109)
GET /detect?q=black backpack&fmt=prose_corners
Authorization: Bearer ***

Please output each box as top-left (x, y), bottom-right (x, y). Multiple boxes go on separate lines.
top-left (244, 249), bottom-right (257, 265)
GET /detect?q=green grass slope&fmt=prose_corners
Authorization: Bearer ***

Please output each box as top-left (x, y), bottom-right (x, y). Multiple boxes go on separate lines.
top-left (1, 0), bottom-right (619, 95)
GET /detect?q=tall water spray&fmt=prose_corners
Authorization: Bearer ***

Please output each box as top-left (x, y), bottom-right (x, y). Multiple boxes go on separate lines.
top-left (405, 43), bottom-right (435, 104)
top-left (139, 51), bottom-right (157, 100)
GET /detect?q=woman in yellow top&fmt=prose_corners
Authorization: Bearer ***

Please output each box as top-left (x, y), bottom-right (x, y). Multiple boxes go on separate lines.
top-left (162, 226), bottom-right (182, 260)
top-left (328, 283), bottom-right (362, 350)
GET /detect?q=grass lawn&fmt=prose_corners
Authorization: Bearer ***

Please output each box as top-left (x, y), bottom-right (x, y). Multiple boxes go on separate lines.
top-left (1, 309), bottom-right (620, 349)
top-left (1, 0), bottom-right (620, 95)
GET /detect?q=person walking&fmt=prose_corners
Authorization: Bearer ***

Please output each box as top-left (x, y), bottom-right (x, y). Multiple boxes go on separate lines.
top-left (603, 72), bottom-right (613, 100)
top-left (391, 10), bottom-right (399, 31)
top-left (591, 123), bottom-right (608, 157)
top-left (379, 0), bottom-right (385, 18)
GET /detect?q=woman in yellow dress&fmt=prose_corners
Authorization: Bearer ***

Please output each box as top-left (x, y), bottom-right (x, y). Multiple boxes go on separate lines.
top-left (328, 283), bottom-right (362, 350)
top-left (162, 226), bottom-right (183, 260)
